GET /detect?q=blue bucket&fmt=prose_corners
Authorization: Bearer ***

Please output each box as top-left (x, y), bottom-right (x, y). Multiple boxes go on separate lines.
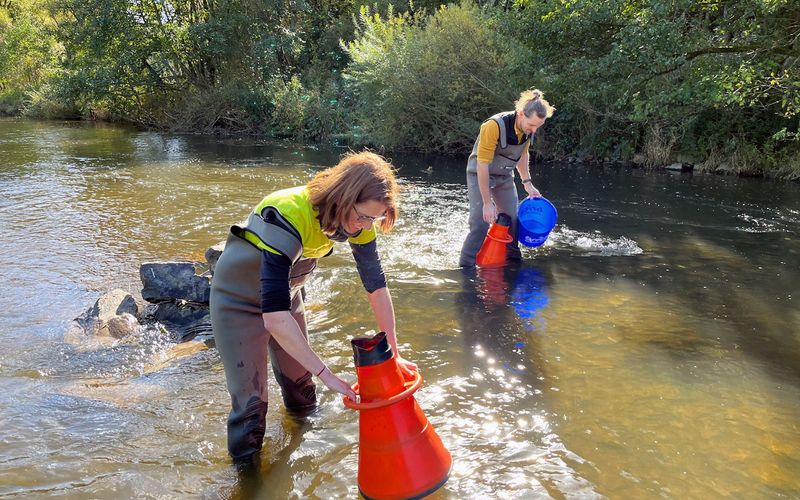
top-left (517, 197), bottom-right (558, 248)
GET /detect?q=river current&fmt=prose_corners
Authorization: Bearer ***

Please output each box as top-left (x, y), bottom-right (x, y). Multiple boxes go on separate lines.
top-left (1, 119), bottom-right (798, 498)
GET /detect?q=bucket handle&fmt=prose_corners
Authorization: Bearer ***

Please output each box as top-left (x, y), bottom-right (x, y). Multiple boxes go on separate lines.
top-left (342, 371), bottom-right (423, 410)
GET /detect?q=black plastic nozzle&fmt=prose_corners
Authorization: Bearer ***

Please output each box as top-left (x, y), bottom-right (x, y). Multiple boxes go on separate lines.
top-left (495, 213), bottom-right (512, 227)
top-left (351, 331), bottom-right (393, 367)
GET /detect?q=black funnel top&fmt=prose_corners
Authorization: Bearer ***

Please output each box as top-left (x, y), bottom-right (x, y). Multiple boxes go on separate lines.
top-left (351, 331), bottom-right (393, 367)
top-left (496, 213), bottom-right (512, 226)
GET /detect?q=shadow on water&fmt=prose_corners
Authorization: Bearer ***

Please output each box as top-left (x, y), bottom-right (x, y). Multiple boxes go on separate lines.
top-left (576, 234), bottom-right (800, 387)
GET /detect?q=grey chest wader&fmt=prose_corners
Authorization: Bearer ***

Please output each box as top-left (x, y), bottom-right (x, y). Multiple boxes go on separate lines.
top-left (210, 207), bottom-right (319, 462)
top-left (459, 112), bottom-right (530, 267)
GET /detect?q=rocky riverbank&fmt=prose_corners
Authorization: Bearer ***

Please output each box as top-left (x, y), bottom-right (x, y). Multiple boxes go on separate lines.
top-left (64, 241), bottom-right (225, 349)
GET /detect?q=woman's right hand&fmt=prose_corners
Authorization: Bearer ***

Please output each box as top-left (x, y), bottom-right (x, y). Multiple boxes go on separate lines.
top-left (482, 201), bottom-right (497, 224)
top-left (318, 367), bottom-right (357, 401)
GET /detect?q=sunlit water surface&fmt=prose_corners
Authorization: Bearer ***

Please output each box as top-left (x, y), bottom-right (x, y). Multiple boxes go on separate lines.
top-left (1, 119), bottom-right (798, 499)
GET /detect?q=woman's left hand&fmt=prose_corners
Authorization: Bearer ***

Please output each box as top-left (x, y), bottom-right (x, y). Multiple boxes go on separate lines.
top-left (396, 356), bottom-right (419, 380)
top-left (525, 183), bottom-right (542, 199)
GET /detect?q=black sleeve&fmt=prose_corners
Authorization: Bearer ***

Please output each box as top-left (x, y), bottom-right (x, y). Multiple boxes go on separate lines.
top-left (260, 249), bottom-right (292, 313)
top-left (350, 239), bottom-right (387, 293)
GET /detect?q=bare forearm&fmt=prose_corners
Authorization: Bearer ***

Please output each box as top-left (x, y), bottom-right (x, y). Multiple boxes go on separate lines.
top-left (262, 311), bottom-right (325, 374)
top-left (516, 151), bottom-right (541, 197)
top-left (516, 152), bottom-right (531, 180)
top-left (367, 287), bottom-right (398, 354)
top-left (476, 162), bottom-right (492, 205)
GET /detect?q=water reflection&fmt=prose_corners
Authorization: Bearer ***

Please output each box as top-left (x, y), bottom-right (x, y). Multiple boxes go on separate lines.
top-left (230, 417), bottom-right (312, 499)
top-left (468, 266), bottom-right (550, 356)
top-left (457, 265), bottom-right (548, 383)
top-left (509, 267), bottom-right (550, 329)
top-left (448, 264), bottom-right (599, 497)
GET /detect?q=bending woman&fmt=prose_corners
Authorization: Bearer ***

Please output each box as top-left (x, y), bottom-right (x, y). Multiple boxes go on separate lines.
top-left (211, 151), bottom-right (416, 464)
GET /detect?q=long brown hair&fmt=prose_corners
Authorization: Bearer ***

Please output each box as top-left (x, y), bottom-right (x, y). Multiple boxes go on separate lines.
top-left (308, 151), bottom-right (399, 234)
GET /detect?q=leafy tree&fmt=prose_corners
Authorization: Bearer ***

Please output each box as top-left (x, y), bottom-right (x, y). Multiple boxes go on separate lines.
top-left (343, 2), bottom-right (519, 152)
top-left (0, 0), bottom-right (58, 114)
top-left (501, 0), bottom-right (799, 172)
top-left (2, 0), bottom-right (797, 177)
top-left (46, 0), bottom-right (359, 133)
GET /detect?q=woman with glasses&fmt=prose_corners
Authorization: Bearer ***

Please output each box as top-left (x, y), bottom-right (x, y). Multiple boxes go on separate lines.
top-left (210, 151), bottom-right (417, 466)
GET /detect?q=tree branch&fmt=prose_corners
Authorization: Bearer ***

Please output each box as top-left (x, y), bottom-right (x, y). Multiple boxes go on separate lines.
top-left (686, 45), bottom-right (800, 60)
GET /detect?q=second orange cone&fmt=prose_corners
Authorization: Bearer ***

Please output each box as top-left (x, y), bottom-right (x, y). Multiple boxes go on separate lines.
top-left (476, 213), bottom-right (513, 267)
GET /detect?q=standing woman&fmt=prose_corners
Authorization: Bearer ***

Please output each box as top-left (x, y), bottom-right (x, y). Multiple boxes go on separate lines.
top-left (211, 151), bottom-right (416, 464)
top-left (459, 89), bottom-right (556, 267)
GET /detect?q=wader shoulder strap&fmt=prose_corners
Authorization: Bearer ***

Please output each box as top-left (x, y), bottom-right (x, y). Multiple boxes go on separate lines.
top-left (493, 116), bottom-right (508, 149)
top-left (230, 208), bottom-right (303, 263)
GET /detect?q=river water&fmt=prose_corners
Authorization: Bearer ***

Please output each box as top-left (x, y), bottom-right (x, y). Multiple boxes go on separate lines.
top-left (1, 119), bottom-right (798, 499)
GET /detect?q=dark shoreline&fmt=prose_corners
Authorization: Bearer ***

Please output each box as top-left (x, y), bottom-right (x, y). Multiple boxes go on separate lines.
top-left (1, 115), bottom-right (795, 182)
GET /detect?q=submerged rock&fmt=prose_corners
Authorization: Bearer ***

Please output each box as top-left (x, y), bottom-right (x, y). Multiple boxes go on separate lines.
top-left (140, 262), bottom-right (211, 303)
top-left (60, 378), bottom-right (168, 406)
top-left (65, 289), bottom-right (143, 347)
top-left (102, 312), bottom-right (139, 339)
top-left (142, 340), bottom-right (209, 374)
top-left (205, 241), bottom-right (226, 274)
top-left (142, 300), bottom-right (213, 343)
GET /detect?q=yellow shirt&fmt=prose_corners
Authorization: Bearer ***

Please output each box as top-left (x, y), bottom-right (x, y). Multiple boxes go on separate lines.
top-left (476, 117), bottom-right (530, 164)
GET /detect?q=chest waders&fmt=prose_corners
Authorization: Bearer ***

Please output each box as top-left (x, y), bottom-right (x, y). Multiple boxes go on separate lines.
top-left (210, 206), bottom-right (320, 463)
top-left (459, 111), bottom-right (530, 267)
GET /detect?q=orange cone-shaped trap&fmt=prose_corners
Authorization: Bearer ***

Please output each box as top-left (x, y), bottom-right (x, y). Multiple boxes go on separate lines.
top-left (343, 332), bottom-right (451, 499)
top-left (476, 213), bottom-right (513, 268)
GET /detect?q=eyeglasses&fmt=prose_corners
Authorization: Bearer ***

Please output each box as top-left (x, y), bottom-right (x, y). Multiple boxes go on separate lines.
top-left (353, 206), bottom-right (387, 225)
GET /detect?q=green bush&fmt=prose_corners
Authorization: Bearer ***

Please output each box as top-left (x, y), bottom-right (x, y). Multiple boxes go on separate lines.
top-left (4, 0), bottom-right (799, 179)
top-left (343, 3), bottom-right (518, 152)
top-left (0, 0), bottom-right (58, 116)
top-left (22, 86), bottom-right (80, 119)
top-left (495, 0), bottom-right (800, 171)
top-left (0, 90), bottom-right (26, 116)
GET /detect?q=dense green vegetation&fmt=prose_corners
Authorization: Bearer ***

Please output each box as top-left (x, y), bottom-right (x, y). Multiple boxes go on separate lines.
top-left (1, 0), bottom-right (798, 178)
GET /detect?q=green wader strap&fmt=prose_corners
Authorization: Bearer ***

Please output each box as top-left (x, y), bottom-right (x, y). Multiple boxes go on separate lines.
top-left (230, 210), bottom-right (303, 264)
